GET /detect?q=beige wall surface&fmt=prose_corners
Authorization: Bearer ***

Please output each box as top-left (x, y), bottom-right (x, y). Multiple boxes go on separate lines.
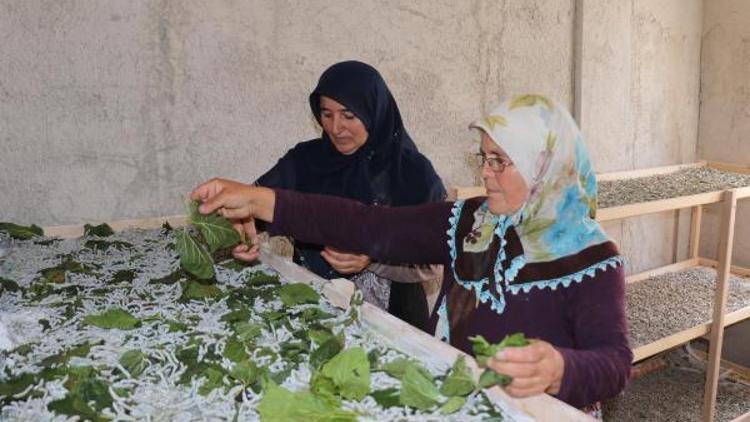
top-left (581, 0), bottom-right (703, 274)
top-left (698, 0), bottom-right (750, 267)
top-left (0, 0), bottom-right (574, 226)
top-left (0, 0), bottom-right (724, 276)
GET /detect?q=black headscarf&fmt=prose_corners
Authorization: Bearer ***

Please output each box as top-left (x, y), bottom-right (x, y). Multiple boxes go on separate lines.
top-left (258, 60), bottom-right (444, 206)
top-left (256, 61), bottom-right (446, 330)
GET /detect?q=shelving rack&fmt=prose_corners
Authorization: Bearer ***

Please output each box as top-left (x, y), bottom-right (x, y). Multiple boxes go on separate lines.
top-left (598, 161), bottom-right (750, 422)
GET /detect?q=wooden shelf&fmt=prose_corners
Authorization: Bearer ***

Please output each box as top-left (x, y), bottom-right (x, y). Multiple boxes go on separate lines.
top-left (626, 263), bottom-right (750, 362)
top-left (603, 348), bottom-right (750, 422)
top-left (597, 161), bottom-right (750, 422)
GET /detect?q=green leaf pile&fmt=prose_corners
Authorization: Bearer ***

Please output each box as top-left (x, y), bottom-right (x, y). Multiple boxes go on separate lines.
top-left (0, 222), bottom-right (44, 239)
top-left (83, 223), bottom-right (114, 237)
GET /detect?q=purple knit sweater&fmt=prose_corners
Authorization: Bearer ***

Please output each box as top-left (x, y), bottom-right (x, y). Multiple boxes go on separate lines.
top-left (269, 189), bottom-right (632, 408)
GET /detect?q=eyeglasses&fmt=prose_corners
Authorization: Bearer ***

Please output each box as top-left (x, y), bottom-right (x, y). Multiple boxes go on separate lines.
top-left (474, 153), bottom-right (512, 173)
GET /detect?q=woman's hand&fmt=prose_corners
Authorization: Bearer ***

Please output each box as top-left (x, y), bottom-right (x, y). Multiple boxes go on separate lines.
top-left (231, 218), bottom-right (260, 262)
top-left (191, 178), bottom-right (276, 261)
top-left (321, 247), bottom-right (372, 275)
top-left (191, 178), bottom-right (255, 219)
top-left (486, 339), bottom-right (565, 397)
top-left (191, 178), bottom-right (275, 222)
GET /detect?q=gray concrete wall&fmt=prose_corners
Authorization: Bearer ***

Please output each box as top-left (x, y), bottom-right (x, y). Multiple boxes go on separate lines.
top-left (0, 0), bottom-right (575, 226)
top-left (580, 0), bottom-right (703, 274)
top-left (0, 0), bottom-right (715, 277)
top-left (698, 0), bottom-right (750, 268)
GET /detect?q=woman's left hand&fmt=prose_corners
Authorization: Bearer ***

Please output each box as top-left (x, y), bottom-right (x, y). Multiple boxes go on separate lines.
top-left (485, 339), bottom-right (565, 397)
top-left (321, 247), bottom-right (372, 275)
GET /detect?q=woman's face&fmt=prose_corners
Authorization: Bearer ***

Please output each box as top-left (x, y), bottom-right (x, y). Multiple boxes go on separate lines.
top-left (479, 131), bottom-right (530, 215)
top-left (319, 96), bottom-right (369, 155)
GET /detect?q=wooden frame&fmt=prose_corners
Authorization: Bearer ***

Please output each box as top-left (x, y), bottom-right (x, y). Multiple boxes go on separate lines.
top-left (41, 218), bottom-right (592, 422)
top-left (594, 162), bottom-right (750, 422)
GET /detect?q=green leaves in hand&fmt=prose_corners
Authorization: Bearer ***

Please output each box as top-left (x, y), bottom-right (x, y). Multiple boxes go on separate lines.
top-left (176, 229), bottom-right (215, 280)
top-left (469, 332), bottom-right (529, 389)
top-left (175, 199), bottom-right (242, 279)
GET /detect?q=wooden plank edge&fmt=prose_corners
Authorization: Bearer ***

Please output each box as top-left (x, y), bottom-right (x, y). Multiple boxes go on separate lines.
top-left (43, 214), bottom-right (189, 239)
top-left (632, 306), bottom-right (750, 362)
top-left (625, 259), bottom-right (700, 284)
top-left (260, 246), bottom-right (592, 421)
top-left (688, 347), bottom-right (750, 384)
top-left (706, 161), bottom-right (750, 175)
top-left (449, 186), bottom-right (487, 201)
top-left (704, 189), bottom-right (738, 421)
top-left (596, 162), bottom-right (706, 182)
top-left (731, 410), bottom-right (750, 422)
top-left (698, 258), bottom-right (750, 278)
top-left (597, 191), bottom-right (724, 222)
top-left (734, 186), bottom-right (750, 200)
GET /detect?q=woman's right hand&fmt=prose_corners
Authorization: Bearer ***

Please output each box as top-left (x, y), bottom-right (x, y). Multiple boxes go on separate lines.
top-left (191, 178), bottom-right (256, 218)
top-left (191, 178), bottom-right (276, 261)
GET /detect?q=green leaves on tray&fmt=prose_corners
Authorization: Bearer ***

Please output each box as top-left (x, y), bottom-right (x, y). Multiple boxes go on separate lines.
top-left (83, 223), bottom-right (114, 237)
top-left (180, 279), bottom-right (222, 301)
top-left (257, 382), bottom-right (357, 422)
top-left (82, 308), bottom-right (141, 330)
top-left (315, 347), bottom-right (371, 401)
top-left (470, 332), bottom-right (529, 389)
top-left (0, 222), bottom-right (44, 239)
top-left (175, 199), bottom-right (242, 279)
top-left (119, 350), bottom-right (148, 377)
top-left (47, 366), bottom-right (112, 422)
top-left (278, 282), bottom-right (320, 306)
top-left (440, 355), bottom-right (476, 397)
top-left (399, 365), bottom-right (440, 410)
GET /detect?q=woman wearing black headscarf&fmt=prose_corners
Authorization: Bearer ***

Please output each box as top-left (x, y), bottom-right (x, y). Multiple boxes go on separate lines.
top-left (255, 61), bottom-right (446, 332)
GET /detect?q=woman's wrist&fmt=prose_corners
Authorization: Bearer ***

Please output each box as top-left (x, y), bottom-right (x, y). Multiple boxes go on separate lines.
top-left (545, 347), bottom-right (565, 395)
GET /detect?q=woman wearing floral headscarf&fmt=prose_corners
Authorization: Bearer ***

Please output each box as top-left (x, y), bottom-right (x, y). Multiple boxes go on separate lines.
top-left (191, 95), bottom-right (632, 409)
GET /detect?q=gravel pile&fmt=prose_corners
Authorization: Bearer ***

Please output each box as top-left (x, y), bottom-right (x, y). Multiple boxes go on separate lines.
top-left (599, 167), bottom-right (750, 208)
top-left (626, 267), bottom-right (750, 349)
top-left (603, 346), bottom-right (750, 421)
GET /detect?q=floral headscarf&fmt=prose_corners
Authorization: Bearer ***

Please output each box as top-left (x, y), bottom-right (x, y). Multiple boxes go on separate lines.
top-left (437, 94), bottom-right (621, 329)
top-left (468, 94), bottom-right (610, 264)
